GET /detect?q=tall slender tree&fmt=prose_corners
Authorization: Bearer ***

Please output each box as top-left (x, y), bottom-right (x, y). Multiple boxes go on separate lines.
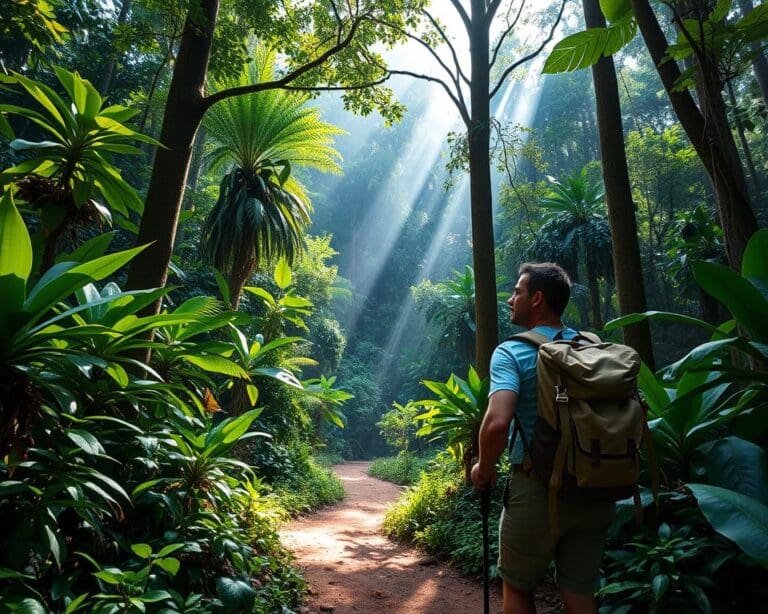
top-left (545, 0), bottom-right (761, 271)
top-left (582, 0), bottom-right (654, 367)
top-left (373, 0), bottom-right (566, 376)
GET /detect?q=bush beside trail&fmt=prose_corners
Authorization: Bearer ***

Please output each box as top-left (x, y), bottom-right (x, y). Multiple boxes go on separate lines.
top-left (368, 453), bottom-right (431, 486)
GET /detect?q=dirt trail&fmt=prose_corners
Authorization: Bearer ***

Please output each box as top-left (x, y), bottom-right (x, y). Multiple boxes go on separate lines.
top-left (280, 461), bottom-right (505, 613)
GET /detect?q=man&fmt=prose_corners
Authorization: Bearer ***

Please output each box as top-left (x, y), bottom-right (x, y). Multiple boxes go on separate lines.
top-left (471, 263), bottom-right (615, 614)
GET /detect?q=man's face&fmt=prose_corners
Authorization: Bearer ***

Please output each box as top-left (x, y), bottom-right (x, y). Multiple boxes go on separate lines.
top-left (508, 273), bottom-right (535, 326)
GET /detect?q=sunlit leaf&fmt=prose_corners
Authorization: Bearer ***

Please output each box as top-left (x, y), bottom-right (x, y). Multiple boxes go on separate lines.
top-left (0, 191), bottom-right (32, 314)
top-left (274, 256), bottom-right (292, 289)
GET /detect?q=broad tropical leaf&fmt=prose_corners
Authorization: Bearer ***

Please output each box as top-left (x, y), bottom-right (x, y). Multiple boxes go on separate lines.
top-left (688, 484), bottom-right (768, 568)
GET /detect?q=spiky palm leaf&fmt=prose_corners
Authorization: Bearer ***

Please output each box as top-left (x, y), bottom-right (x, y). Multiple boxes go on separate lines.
top-left (529, 168), bottom-right (614, 283)
top-left (200, 46), bottom-right (344, 305)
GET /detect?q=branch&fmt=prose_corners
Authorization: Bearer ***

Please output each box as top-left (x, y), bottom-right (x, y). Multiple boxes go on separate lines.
top-left (203, 12), bottom-right (367, 109)
top-left (422, 8), bottom-right (470, 86)
top-left (669, 7), bottom-right (713, 85)
top-left (279, 76), bottom-right (390, 91)
top-left (449, 0), bottom-right (472, 35)
top-left (329, 0), bottom-right (343, 44)
top-left (486, 0), bottom-right (505, 25)
top-left (359, 45), bottom-right (470, 125)
top-left (369, 15), bottom-right (463, 90)
top-left (387, 68), bottom-right (470, 125)
top-left (490, 0), bottom-right (526, 70)
top-left (489, 0), bottom-right (566, 99)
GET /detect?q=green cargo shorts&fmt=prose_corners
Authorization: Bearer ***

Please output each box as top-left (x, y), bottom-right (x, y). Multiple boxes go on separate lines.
top-left (497, 469), bottom-right (616, 595)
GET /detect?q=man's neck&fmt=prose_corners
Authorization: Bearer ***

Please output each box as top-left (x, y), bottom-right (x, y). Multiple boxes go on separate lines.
top-left (526, 315), bottom-right (564, 330)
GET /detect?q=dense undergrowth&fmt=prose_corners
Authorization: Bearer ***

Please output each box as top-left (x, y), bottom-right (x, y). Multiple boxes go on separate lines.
top-left (367, 453), bottom-right (431, 486)
top-left (0, 66), bottom-right (355, 613)
top-left (383, 453), bottom-right (505, 578)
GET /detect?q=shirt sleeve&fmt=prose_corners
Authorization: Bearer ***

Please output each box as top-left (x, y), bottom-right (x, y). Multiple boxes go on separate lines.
top-left (489, 343), bottom-right (521, 396)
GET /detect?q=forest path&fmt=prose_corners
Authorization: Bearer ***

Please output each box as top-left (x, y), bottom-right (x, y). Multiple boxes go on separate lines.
top-left (279, 461), bottom-right (505, 613)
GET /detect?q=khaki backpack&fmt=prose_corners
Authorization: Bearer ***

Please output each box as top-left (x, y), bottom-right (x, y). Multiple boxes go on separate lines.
top-left (509, 330), bottom-right (655, 531)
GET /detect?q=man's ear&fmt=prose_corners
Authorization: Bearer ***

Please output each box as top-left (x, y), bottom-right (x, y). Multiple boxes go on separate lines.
top-left (532, 290), bottom-right (544, 308)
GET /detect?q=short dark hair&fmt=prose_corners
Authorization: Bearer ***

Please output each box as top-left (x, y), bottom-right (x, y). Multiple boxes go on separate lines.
top-left (518, 262), bottom-right (571, 316)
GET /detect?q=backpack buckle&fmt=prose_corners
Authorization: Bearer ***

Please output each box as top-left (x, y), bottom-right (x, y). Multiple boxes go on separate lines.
top-left (555, 386), bottom-right (569, 404)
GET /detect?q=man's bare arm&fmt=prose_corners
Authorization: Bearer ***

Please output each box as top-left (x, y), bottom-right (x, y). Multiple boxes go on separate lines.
top-left (471, 389), bottom-right (517, 489)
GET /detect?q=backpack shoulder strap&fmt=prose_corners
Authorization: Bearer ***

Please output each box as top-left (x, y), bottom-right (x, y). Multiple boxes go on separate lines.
top-left (508, 331), bottom-right (549, 347)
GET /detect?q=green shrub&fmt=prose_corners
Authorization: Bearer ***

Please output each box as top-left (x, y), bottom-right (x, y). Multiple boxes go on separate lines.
top-left (273, 448), bottom-right (345, 515)
top-left (383, 452), bottom-right (506, 577)
top-left (368, 453), bottom-right (430, 485)
top-left (314, 452), bottom-right (344, 467)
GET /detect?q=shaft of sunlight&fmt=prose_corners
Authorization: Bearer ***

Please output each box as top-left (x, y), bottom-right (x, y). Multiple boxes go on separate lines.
top-left (346, 83), bottom-right (463, 334)
top-left (378, 176), bottom-right (469, 382)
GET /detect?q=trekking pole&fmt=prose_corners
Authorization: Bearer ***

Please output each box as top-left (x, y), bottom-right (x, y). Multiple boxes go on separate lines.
top-left (481, 487), bottom-right (491, 614)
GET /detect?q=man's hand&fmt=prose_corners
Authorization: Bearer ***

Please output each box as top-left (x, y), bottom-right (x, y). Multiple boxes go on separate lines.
top-left (471, 462), bottom-right (497, 490)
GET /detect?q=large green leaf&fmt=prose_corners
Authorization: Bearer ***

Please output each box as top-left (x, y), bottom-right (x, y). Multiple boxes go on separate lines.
top-left (695, 437), bottom-right (768, 504)
top-left (58, 231), bottom-right (116, 264)
top-left (543, 15), bottom-right (635, 74)
top-left (251, 366), bottom-right (303, 388)
top-left (181, 353), bottom-right (249, 379)
top-left (544, 28), bottom-right (609, 73)
top-left (274, 255), bottom-right (292, 289)
top-left (661, 337), bottom-right (741, 381)
top-left (216, 577), bottom-right (256, 611)
top-left (24, 244), bottom-right (148, 320)
top-left (215, 408), bottom-right (264, 447)
top-left (693, 260), bottom-right (768, 342)
top-left (637, 362), bottom-right (670, 417)
top-left (0, 191), bottom-right (32, 314)
top-left (600, 0), bottom-right (632, 22)
top-left (742, 229), bottom-right (768, 299)
top-left (605, 310), bottom-right (721, 335)
top-left (688, 483), bottom-right (768, 568)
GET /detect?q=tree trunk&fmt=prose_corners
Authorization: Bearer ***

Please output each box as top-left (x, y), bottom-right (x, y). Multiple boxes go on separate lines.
top-left (631, 0), bottom-right (758, 272)
top-left (228, 253), bottom-right (254, 311)
top-left (603, 277), bottom-right (613, 324)
top-left (126, 0), bottom-right (220, 305)
top-left (176, 127), bottom-right (207, 254)
top-left (737, 0), bottom-right (768, 105)
top-left (99, 0), bottom-right (132, 96)
top-left (727, 81), bottom-right (762, 196)
top-left (584, 0), bottom-right (655, 367)
top-left (468, 0), bottom-right (499, 378)
top-left (586, 267), bottom-right (603, 330)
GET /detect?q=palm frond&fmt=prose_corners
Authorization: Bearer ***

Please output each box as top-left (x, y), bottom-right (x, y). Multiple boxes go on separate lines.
top-left (200, 44), bottom-right (343, 286)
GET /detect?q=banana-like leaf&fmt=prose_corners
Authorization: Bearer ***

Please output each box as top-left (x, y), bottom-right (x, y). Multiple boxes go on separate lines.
top-left (693, 260), bottom-right (768, 342)
top-left (181, 354), bottom-right (249, 379)
top-left (605, 310), bottom-right (721, 335)
top-left (688, 483), bottom-right (768, 568)
top-left (694, 437), bottom-right (768, 504)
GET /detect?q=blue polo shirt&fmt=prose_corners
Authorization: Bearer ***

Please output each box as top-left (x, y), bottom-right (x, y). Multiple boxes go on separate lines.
top-left (489, 326), bottom-right (578, 463)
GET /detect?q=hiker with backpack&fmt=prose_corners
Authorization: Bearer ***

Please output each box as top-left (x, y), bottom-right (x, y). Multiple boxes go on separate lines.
top-left (471, 262), bottom-right (646, 614)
